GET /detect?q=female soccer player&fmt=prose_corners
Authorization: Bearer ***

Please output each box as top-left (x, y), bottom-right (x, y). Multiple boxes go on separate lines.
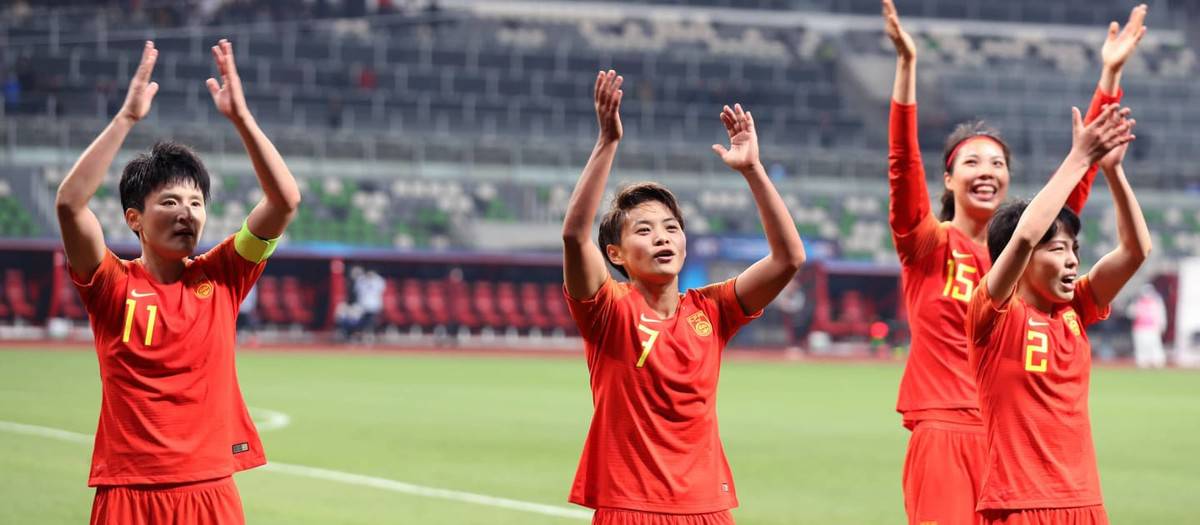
top-left (881, 1), bottom-right (1147, 523)
top-left (967, 103), bottom-right (1144, 524)
top-left (560, 70), bottom-right (805, 524)
top-left (56, 40), bottom-right (300, 524)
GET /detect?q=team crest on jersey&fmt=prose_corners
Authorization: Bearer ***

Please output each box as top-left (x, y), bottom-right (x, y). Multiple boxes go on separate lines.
top-left (193, 280), bottom-right (214, 299)
top-left (687, 311), bottom-right (713, 337)
top-left (1063, 310), bottom-right (1081, 336)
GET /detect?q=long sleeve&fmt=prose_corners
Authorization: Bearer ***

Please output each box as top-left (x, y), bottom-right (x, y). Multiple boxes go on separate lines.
top-left (888, 100), bottom-right (931, 236)
top-left (1065, 86), bottom-right (1124, 213)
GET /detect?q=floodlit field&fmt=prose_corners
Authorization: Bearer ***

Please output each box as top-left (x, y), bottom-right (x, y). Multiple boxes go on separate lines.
top-left (1, 347), bottom-right (1198, 524)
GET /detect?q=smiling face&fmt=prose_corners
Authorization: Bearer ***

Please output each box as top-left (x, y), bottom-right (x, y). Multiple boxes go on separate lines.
top-left (944, 137), bottom-right (1010, 223)
top-left (125, 181), bottom-right (207, 260)
top-left (605, 201), bottom-right (686, 284)
top-left (1022, 225), bottom-right (1080, 307)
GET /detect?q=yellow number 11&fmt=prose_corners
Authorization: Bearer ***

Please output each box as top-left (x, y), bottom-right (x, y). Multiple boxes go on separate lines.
top-left (122, 299), bottom-right (158, 346)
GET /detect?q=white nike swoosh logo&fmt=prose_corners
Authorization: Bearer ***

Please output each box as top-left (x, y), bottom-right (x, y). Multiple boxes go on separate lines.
top-left (1028, 318), bottom-right (1049, 327)
top-left (952, 250), bottom-right (972, 259)
top-left (130, 290), bottom-right (156, 298)
top-left (639, 314), bottom-right (662, 323)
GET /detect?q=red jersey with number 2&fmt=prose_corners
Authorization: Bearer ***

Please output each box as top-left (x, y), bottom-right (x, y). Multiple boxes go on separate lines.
top-left (565, 278), bottom-right (760, 514)
top-left (967, 275), bottom-right (1110, 510)
top-left (72, 235), bottom-right (266, 486)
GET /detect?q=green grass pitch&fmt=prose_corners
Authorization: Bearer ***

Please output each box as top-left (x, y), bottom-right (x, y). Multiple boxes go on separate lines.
top-left (1, 347), bottom-right (1198, 524)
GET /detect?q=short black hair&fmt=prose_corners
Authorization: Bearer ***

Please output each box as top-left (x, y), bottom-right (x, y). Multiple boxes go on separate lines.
top-left (987, 200), bottom-right (1081, 263)
top-left (119, 141), bottom-right (211, 213)
top-left (939, 120), bottom-right (1012, 221)
top-left (597, 182), bottom-right (685, 279)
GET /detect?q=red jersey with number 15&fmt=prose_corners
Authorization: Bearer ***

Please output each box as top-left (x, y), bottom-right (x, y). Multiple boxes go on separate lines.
top-left (888, 87), bottom-right (1121, 427)
top-left (565, 278), bottom-right (760, 514)
top-left (72, 235), bottom-right (266, 486)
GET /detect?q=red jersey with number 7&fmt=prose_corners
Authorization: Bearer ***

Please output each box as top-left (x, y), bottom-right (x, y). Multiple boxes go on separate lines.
top-left (564, 277), bottom-right (761, 514)
top-left (71, 235), bottom-right (266, 486)
top-left (967, 275), bottom-right (1110, 510)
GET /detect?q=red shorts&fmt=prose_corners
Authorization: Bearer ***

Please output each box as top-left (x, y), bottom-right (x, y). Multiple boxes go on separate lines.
top-left (902, 420), bottom-right (987, 525)
top-left (90, 476), bottom-right (244, 525)
top-left (593, 508), bottom-right (735, 525)
top-left (980, 505), bottom-right (1108, 525)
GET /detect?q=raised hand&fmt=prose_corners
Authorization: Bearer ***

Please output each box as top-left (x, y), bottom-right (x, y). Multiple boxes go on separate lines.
top-left (206, 39), bottom-right (252, 123)
top-left (1098, 138), bottom-right (1130, 173)
top-left (1102, 4), bottom-right (1148, 72)
top-left (882, 0), bottom-right (916, 62)
top-left (594, 70), bottom-right (623, 143)
top-left (118, 41), bottom-right (160, 123)
top-left (712, 104), bottom-right (760, 174)
top-left (1072, 104), bottom-right (1135, 164)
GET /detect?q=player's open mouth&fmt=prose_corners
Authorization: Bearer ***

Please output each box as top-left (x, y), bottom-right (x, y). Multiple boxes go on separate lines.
top-left (969, 181), bottom-right (998, 201)
top-left (1059, 273), bottom-right (1077, 291)
top-left (653, 249), bottom-right (675, 263)
top-left (173, 228), bottom-right (195, 238)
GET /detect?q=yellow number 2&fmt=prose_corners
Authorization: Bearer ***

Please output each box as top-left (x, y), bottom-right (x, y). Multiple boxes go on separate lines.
top-left (1025, 330), bottom-right (1048, 373)
top-left (121, 299), bottom-right (159, 347)
top-left (943, 258), bottom-right (977, 302)
top-left (636, 324), bottom-right (660, 368)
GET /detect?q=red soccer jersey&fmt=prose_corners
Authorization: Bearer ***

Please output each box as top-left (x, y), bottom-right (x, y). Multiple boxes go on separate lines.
top-left (565, 277), bottom-right (760, 514)
top-left (966, 275), bottom-right (1110, 510)
top-left (72, 235), bottom-right (266, 486)
top-left (888, 87), bottom-right (1120, 426)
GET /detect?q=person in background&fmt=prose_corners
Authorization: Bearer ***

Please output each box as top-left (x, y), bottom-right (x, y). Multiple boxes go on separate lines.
top-left (1127, 284), bottom-right (1168, 368)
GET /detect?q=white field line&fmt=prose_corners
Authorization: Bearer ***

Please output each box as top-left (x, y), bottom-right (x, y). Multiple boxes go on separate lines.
top-left (0, 419), bottom-right (592, 521)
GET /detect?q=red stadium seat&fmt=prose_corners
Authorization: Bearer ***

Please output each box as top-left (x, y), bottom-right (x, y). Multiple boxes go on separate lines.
top-left (424, 280), bottom-right (451, 326)
top-left (446, 277), bottom-right (480, 330)
top-left (256, 276), bottom-right (287, 324)
top-left (472, 280), bottom-right (503, 329)
top-left (281, 276), bottom-right (315, 325)
top-left (495, 281), bottom-right (526, 330)
top-left (542, 282), bottom-right (575, 333)
top-left (381, 278), bottom-right (407, 327)
top-left (401, 279), bottom-right (433, 328)
top-left (57, 269), bottom-right (86, 320)
top-left (5, 269), bottom-right (36, 320)
top-left (519, 282), bottom-right (549, 330)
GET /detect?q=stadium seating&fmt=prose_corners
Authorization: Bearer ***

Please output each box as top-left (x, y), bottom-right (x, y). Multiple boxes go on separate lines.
top-left (4, 269), bottom-right (37, 321)
top-left (1, 1), bottom-right (1197, 347)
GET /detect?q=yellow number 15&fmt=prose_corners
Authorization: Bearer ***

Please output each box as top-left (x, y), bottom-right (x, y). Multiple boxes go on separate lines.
top-left (122, 299), bottom-right (158, 346)
top-left (943, 258), bottom-right (977, 302)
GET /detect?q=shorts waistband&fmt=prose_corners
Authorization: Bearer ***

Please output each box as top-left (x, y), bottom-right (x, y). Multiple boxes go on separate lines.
top-left (910, 419), bottom-right (986, 435)
top-left (98, 476), bottom-right (233, 493)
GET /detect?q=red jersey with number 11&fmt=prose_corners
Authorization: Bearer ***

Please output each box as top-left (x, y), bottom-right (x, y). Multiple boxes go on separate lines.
top-left (565, 278), bottom-right (760, 514)
top-left (72, 235), bottom-right (266, 486)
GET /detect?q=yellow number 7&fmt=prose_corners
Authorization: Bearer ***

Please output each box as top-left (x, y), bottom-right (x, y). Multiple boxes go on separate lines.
top-left (636, 324), bottom-right (660, 368)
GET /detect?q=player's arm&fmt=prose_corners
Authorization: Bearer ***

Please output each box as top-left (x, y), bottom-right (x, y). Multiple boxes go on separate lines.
top-left (713, 104), bottom-right (805, 315)
top-left (56, 41), bottom-right (160, 279)
top-left (206, 39), bottom-right (300, 244)
top-left (986, 105), bottom-right (1133, 305)
top-left (563, 71), bottom-right (623, 300)
top-left (882, 0), bottom-right (929, 236)
top-left (1084, 143), bottom-right (1151, 307)
top-left (1067, 4), bottom-right (1147, 213)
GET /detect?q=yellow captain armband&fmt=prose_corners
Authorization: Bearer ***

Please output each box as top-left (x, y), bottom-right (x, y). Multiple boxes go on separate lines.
top-left (234, 220), bottom-right (280, 263)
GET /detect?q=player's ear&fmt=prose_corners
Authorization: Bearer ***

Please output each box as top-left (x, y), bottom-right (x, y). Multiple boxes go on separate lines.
top-left (943, 170), bottom-right (954, 190)
top-left (605, 243), bottom-right (625, 267)
top-left (124, 208), bottom-right (142, 237)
